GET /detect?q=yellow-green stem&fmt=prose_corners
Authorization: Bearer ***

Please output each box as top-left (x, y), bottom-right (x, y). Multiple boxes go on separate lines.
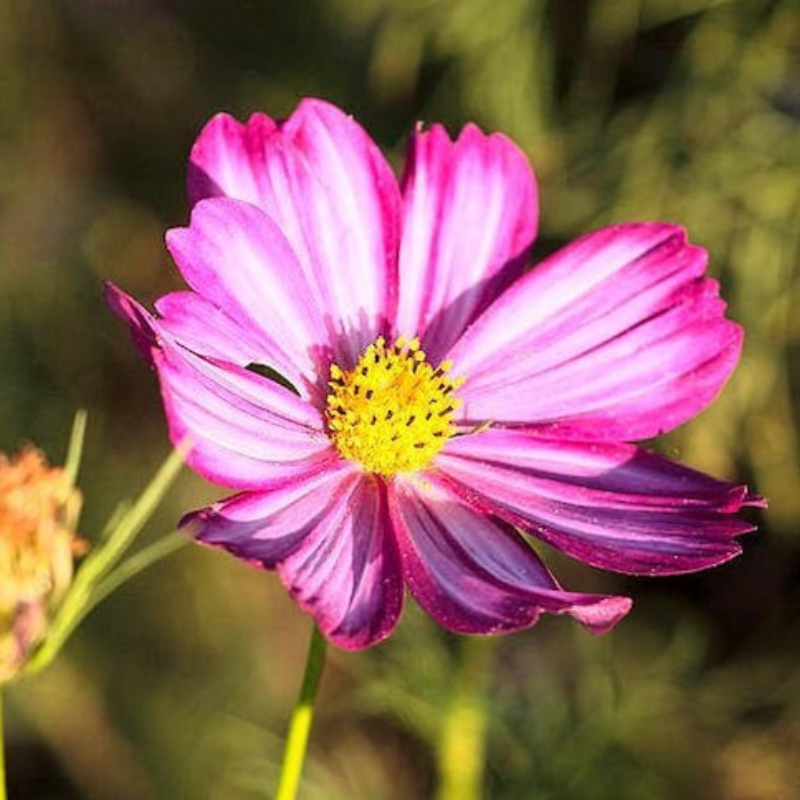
top-left (0, 687), bottom-right (7, 800)
top-left (435, 636), bottom-right (497, 800)
top-left (274, 625), bottom-right (327, 800)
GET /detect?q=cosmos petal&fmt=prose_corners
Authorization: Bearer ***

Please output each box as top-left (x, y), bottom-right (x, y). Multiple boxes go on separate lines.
top-left (187, 98), bottom-right (402, 365)
top-left (154, 347), bottom-right (331, 490)
top-left (187, 111), bottom-right (277, 206)
top-left (107, 284), bottom-right (332, 489)
top-left (155, 291), bottom-right (279, 369)
top-left (396, 123), bottom-right (538, 362)
top-left (449, 224), bottom-right (742, 439)
top-left (276, 474), bottom-right (404, 649)
top-left (437, 428), bottom-right (760, 575)
top-left (390, 475), bottom-right (631, 635)
top-left (166, 198), bottom-right (328, 396)
top-left (183, 459), bottom-right (360, 566)
top-left (105, 280), bottom-right (159, 364)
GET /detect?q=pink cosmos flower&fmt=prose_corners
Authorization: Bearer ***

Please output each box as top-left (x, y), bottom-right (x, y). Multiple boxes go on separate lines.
top-left (106, 98), bottom-right (761, 649)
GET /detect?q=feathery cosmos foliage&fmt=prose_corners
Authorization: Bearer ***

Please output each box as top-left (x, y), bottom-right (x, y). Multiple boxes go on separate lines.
top-left (108, 99), bottom-right (760, 649)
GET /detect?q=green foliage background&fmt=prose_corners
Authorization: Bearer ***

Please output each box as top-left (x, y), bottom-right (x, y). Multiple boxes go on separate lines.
top-left (1, 0), bottom-right (796, 797)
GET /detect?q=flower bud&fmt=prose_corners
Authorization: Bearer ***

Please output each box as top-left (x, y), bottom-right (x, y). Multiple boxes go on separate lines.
top-left (0, 447), bottom-right (84, 683)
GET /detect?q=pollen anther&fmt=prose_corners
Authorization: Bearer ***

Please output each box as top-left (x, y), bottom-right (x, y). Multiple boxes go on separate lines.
top-left (325, 337), bottom-right (464, 475)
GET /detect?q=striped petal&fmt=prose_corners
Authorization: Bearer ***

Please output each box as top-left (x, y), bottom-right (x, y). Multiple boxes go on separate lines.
top-left (166, 198), bottom-right (328, 397)
top-left (154, 291), bottom-right (278, 368)
top-left (436, 428), bottom-right (760, 575)
top-left (188, 98), bottom-right (402, 366)
top-left (390, 475), bottom-right (631, 635)
top-left (276, 473), bottom-right (404, 649)
top-left (449, 224), bottom-right (742, 440)
top-left (186, 467), bottom-right (402, 649)
top-left (107, 285), bottom-right (332, 490)
top-left (396, 123), bottom-right (538, 363)
top-left (184, 459), bottom-right (359, 564)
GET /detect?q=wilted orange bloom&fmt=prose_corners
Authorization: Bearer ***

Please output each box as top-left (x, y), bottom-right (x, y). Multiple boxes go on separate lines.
top-left (0, 447), bottom-right (84, 683)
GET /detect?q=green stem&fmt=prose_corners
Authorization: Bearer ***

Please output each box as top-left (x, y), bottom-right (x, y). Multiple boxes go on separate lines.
top-left (274, 625), bottom-right (327, 800)
top-left (23, 446), bottom-right (187, 679)
top-left (0, 687), bottom-right (7, 800)
top-left (435, 636), bottom-right (496, 800)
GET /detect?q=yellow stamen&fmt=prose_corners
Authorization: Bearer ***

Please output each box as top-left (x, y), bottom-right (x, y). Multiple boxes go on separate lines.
top-left (326, 336), bottom-right (464, 476)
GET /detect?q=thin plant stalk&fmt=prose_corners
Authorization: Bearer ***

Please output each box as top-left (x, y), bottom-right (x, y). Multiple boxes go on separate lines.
top-left (435, 636), bottom-right (497, 800)
top-left (23, 443), bottom-right (187, 678)
top-left (274, 625), bottom-right (328, 800)
top-left (0, 688), bottom-right (6, 800)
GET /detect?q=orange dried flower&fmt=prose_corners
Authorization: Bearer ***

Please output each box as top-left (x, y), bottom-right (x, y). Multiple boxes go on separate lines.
top-left (0, 447), bottom-right (83, 683)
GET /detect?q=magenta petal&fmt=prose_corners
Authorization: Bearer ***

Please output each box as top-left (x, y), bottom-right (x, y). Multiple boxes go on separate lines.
top-left (449, 224), bottom-right (742, 439)
top-left (396, 123), bottom-right (538, 362)
top-left (186, 467), bottom-right (403, 649)
top-left (166, 198), bottom-right (328, 394)
top-left (105, 281), bottom-right (159, 363)
top-left (390, 475), bottom-right (631, 635)
top-left (184, 460), bottom-right (360, 566)
top-left (276, 474), bottom-right (404, 650)
top-left (108, 285), bottom-right (332, 489)
top-left (188, 111), bottom-right (278, 206)
top-left (155, 291), bottom-right (275, 367)
top-left (437, 429), bottom-right (759, 575)
top-left (109, 282), bottom-right (269, 371)
top-left (154, 344), bottom-right (333, 489)
top-left (188, 99), bottom-right (402, 365)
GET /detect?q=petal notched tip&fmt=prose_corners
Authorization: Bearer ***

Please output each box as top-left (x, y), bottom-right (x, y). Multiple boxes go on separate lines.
top-left (391, 475), bottom-right (633, 639)
top-left (744, 490), bottom-right (768, 510)
top-left (188, 111), bottom-right (278, 206)
top-left (438, 431), bottom-right (761, 580)
top-left (566, 595), bottom-right (633, 635)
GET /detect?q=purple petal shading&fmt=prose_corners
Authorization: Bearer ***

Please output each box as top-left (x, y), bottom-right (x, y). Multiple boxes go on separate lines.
top-left (166, 198), bottom-right (328, 396)
top-left (188, 98), bottom-right (402, 365)
top-left (437, 428), bottom-right (760, 575)
top-left (276, 474), bottom-right (404, 649)
top-left (449, 224), bottom-right (742, 440)
top-left (396, 123), bottom-right (538, 363)
top-left (105, 280), bottom-right (159, 363)
top-left (186, 466), bottom-right (403, 648)
top-left (390, 475), bottom-right (632, 635)
top-left (184, 459), bottom-right (360, 565)
top-left (107, 285), bottom-right (333, 489)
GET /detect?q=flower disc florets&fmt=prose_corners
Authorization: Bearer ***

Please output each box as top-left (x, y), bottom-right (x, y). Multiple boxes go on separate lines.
top-left (326, 336), bottom-right (463, 476)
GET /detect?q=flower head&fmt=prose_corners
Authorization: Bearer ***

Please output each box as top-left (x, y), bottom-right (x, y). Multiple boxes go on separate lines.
top-left (0, 447), bottom-right (83, 681)
top-left (107, 99), bottom-right (762, 649)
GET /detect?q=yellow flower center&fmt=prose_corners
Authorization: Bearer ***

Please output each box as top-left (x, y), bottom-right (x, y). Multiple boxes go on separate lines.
top-left (326, 336), bottom-right (464, 476)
